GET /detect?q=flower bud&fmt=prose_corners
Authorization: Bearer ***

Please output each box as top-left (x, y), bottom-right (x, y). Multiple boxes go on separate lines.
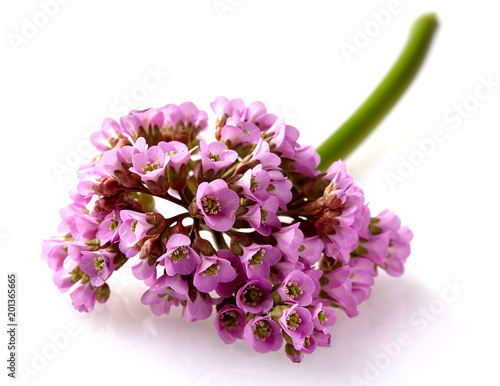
top-left (94, 197), bottom-right (115, 216)
top-left (323, 182), bottom-right (346, 210)
top-left (303, 175), bottom-right (330, 200)
top-left (189, 200), bottom-right (202, 218)
top-left (285, 343), bottom-right (303, 363)
top-left (144, 176), bottom-right (169, 195)
top-left (167, 164), bottom-right (188, 191)
top-left (315, 209), bottom-right (341, 235)
top-left (114, 167), bottom-right (143, 188)
top-left (95, 283), bottom-right (110, 303)
top-left (229, 233), bottom-right (253, 256)
top-left (234, 159), bottom-right (259, 175)
top-left (121, 194), bottom-right (145, 212)
top-left (215, 115), bottom-right (228, 140)
top-left (192, 238), bottom-right (215, 256)
top-left (139, 237), bottom-right (164, 266)
top-left (93, 177), bottom-right (122, 196)
top-left (169, 221), bottom-right (189, 237)
top-left (145, 212), bottom-right (167, 236)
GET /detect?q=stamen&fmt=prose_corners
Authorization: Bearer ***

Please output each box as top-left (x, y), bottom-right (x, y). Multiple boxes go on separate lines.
top-left (141, 160), bottom-right (161, 173)
top-left (208, 152), bottom-right (220, 162)
top-left (252, 320), bottom-right (271, 341)
top-left (201, 195), bottom-right (221, 215)
top-left (250, 176), bottom-right (260, 192)
top-left (261, 209), bottom-right (268, 225)
top-left (286, 310), bottom-right (302, 331)
top-left (202, 263), bottom-right (221, 277)
top-left (241, 285), bottom-right (263, 307)
top-left (249, 248), bottom-right (265, 268)
top-left (94, 256), bottom-right (105, 271)
top-left (170, 246), bottom-right (189, 262)
top-left (219, 310), bottom-right (239, 331)
top-left (285, 280), bottom-right (303, 300)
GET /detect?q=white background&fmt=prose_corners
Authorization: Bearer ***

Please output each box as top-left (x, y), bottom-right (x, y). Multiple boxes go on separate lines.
top-left (1, 1), bottom-right (499, 385)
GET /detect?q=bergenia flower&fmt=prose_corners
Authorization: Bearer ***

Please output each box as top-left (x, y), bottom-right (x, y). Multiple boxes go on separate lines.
top-left (129, 146), bottom-right (167, 187)
top-left (182, 291), bottom-right (217, 322)
top-left (273, 223), bottom-right (304, 264)
top-left (236, 278), bottom-right (273, 314)
top-left (238, 196), bottom-right (281, 236)
top-left (193, 253), bottom-right (237, 293)
top-left (196, 179), bottom-right (239, 232)
top-left (118, 210), bottom-right (156, 257)
top-left (311, 302), bottom-right (337, 334)
top-left (277, 271), bottom-right (315, 306)
top-left (41, 238), bottom-right (69, 271)
top-left (214, 305), bottom-right (246, 344)
top-left (70, 282), bottom-right (98, 313)
top-left (79, 250), bottom-right (116, 287)
top-left (141, 274), bottom-right (188, 316)
top-left (231, 164), bottom-right (270, 203)
top-left (215, 249), bottom-right (247, 298)
top-left (199, 140), bottom-right (238, 176)
top-left (158, 140), bottom-right (194, 174)
top-left (244, 316), bottom-right (283, 353)
top-left (279, 304), bottom-right (314, 347)
top-left (239, 243), bottom-right (281, 279)
top-left (161, 234), bottom-right (201, 276)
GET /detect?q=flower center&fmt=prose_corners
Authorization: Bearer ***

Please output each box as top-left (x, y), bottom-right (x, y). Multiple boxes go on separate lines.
top-left (219, 310), bottom-right (239, 331)
top-left (252, 320), bottom-right (272, 341)
top-left (170, 246), bottom-right (189, 262)
top-left (241, 284), bottom-right (263, 307)
top-left (250, 176), bottom-right (260, 192)
top-left (208, 152), bottom-right (220, 162)
top-left (304, 336), bottom-right (311, 347)
top-left (285, 280), bottom-right (303, 300)
top-left (286, 310), bottom-right (302, 331)
top-left (131, 220), bottom-right (138, 232)
top-left (249, 248), bottom-right (265, 268)
top-left (94, 256), bottom-right (105, 271)
top-left (260, 209), bottom-right (268, 225)
top-left (202, 263), bottom-right (221, 277)
top-left (318, 310), bottom-right (327, 323)
top-left (109, 220), bottom-right (119, 231)
top-left (201, 195), bottom-right (221, 215)
top-left (141, 160), bottom-right (161, 174)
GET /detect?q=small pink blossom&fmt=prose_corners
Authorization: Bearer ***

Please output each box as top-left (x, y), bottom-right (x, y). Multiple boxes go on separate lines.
top-left (196, 180), bottom-right (239, 232)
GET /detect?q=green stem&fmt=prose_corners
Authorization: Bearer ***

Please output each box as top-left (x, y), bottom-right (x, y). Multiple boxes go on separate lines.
top-left (317, 13), bottom-right (439, 171)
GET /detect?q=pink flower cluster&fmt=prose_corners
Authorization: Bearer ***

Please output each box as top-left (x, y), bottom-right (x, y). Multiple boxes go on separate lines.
top-left (42, 97), bottom-right (413, 362)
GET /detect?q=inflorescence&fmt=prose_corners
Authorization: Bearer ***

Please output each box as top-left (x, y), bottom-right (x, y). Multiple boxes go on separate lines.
top-left (42, 96), bottom-right (413, 362)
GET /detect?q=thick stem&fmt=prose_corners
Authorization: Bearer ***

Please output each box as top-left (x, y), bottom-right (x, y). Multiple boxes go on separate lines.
top-left (212, 231), bottom-right (229, 250)
top-left (316, 13), bottom-right (439, 171)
